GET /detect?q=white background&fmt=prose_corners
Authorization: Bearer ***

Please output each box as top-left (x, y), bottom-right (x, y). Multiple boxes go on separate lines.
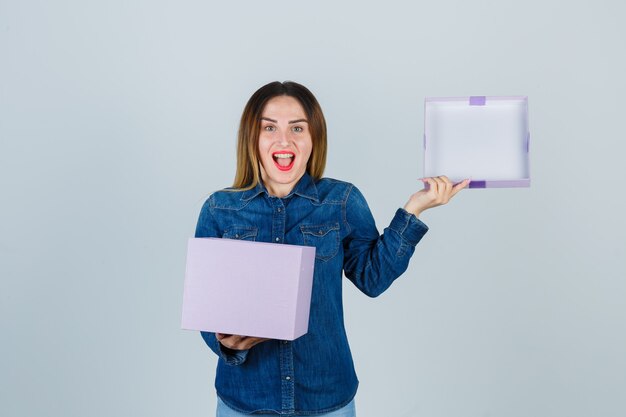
top-left (1, 1), bottom-right (625, 416)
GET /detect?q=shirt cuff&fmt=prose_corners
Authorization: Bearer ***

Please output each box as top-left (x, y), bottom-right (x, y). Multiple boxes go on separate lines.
top-left (219, 343), bottom-right (249, 366)
top-left (389, 208), bottom-right (429, 246)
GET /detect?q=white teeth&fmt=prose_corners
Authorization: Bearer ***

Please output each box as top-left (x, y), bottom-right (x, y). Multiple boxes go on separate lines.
top-left (274, 154), bottom-right (294, 159)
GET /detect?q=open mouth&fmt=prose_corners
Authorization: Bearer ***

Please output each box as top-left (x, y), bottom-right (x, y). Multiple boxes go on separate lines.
top-left (272, 151), bottom-right (295, 171)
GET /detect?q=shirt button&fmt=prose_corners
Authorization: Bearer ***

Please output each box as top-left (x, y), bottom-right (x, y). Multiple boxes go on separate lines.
top-left (277, 208), bottom-right (282, 212)
top-left (285, 376), bottom-right (291, 381)
top-left (283, 340), bottom-right (288, 344)
top-left (275, 237), bottom-right (280, 242)
top-left (234, 234), bottom-right (239, 238)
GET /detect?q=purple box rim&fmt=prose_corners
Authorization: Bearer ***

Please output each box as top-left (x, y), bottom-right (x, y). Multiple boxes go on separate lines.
top-left (425, 95), bottom-right (528, 103)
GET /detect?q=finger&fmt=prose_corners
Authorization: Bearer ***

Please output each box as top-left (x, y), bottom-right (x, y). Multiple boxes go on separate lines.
top-left (423, 177), bottom-right (438, 193)
top-left (452, 178), bottom-right (470, 187)
top-left (438, 176), bottom-right (453, 195)
top-left (233, 336), bottom-right (255, 350)
top-left (217, 334), bottom-right (244, 349)
top-left (217, 334), bottom-right (233, 348)
top-left (245, 337), bottom-right (271, 349)
top-left (450, 179), bottom-right (470, 198)
top-left (433, 176), bottom-right (445, 187)
top-left (231, 336), bottom-right (249, 350)
top-left (431, 177), bottom-right (445, 196)
top-left (438, 175), bottom-right (451, 185)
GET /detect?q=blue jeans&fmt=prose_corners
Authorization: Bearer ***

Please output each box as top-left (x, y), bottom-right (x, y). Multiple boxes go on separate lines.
top-left (216, 397), bottom-right (356, 417)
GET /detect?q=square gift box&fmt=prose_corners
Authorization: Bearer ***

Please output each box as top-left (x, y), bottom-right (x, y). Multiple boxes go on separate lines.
top-left (181, 237), bottom-right (316, 341)
top-left (424, 96), bottom-right (530, 188)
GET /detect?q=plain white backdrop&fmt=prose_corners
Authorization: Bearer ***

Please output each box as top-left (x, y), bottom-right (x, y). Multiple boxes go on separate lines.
top-left (1, 1), bottom-right (625, 416)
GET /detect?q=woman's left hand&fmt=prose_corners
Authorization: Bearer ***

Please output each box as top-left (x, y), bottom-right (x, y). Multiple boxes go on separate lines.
top-left (216, 333), bottom-right (270, 351)
top-left (403, 176), bottom-right (470, 218)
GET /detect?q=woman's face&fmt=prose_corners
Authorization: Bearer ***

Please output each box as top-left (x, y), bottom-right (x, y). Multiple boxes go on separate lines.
top-left (258, 95), bottom-right (313, 197)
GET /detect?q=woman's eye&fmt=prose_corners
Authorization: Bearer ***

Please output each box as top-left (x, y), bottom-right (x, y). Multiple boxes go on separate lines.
top-left (292, 126), bottom-right (303, 133)
top-left (264, 125), bottom-right (275, 132)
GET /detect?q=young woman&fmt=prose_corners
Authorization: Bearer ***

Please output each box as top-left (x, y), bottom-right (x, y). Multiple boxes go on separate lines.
top-left (195, 81), bottom-right (469, 417)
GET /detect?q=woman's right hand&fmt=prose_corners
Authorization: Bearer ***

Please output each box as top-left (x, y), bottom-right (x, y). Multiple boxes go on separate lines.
top-left (403, 176), bottom-right (469, 218)
top-left (216, 333), bottom-right (270, 350)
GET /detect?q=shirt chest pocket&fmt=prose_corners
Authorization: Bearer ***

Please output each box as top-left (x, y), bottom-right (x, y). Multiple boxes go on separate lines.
top-left (222, 225), bottom-right (258, 241)
top-left (300, 223), bottom-right (340, 262)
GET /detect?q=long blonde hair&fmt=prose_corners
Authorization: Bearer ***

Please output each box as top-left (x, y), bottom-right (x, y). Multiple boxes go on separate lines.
top-left (232, 81), bottom-right (327, 190)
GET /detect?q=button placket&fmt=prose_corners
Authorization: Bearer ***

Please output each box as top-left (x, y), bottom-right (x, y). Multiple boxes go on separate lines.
top-left (269, 196), bottom-right (294, 412)
top-left (270, 198), bottom-right (286, 246)
top-left (279, 337), bottom-right (295, 412)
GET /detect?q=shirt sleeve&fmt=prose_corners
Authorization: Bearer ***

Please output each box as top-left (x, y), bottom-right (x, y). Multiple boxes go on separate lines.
top-left (194, 194), bottom-right (250, 366)
top-left (342, 185), bottom-right (429, 297)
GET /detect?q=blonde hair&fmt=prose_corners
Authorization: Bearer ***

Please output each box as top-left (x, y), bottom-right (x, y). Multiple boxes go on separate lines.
top-left (232, 81), bottom-right (327, 190)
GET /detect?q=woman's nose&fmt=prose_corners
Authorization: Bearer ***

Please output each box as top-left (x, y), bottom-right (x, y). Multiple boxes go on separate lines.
top-left (277, 130), bottom-right (289, 146)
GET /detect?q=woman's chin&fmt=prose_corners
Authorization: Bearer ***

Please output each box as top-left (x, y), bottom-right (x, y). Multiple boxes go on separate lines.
top-left (263, 166), bottom-right (305, 188)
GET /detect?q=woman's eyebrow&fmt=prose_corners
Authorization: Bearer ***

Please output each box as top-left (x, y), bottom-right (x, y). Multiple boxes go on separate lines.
top-left (260, 117), bottom-right (308, 124)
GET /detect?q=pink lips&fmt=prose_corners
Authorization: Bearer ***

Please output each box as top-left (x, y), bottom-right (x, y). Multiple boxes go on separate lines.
top-left (272, 151), bottom-right (295, 171)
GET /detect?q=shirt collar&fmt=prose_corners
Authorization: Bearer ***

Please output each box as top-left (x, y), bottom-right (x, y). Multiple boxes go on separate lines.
top-left (291, 172), bottom-right (319, 202)
top-left (241, 172), bottom-right (319, 202)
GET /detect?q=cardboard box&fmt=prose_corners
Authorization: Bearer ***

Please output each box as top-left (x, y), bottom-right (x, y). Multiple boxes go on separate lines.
top-left (181, 237), bottom-right (315, 340)
top-left (424, 96), bottom-right (530, 188)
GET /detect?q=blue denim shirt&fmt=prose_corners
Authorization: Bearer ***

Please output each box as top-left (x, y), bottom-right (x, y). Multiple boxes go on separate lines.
top-left (194, 173), bottom-right (428, 415)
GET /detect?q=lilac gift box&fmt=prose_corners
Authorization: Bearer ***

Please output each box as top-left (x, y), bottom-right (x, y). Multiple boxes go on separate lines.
top-left (424, 96), bottom-right (530, 188)
top-left (181, 237), bottom-right (316, 341)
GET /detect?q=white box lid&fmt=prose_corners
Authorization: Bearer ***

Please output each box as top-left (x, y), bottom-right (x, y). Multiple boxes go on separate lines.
top-left (424, 96), bottom-right (530, 188)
